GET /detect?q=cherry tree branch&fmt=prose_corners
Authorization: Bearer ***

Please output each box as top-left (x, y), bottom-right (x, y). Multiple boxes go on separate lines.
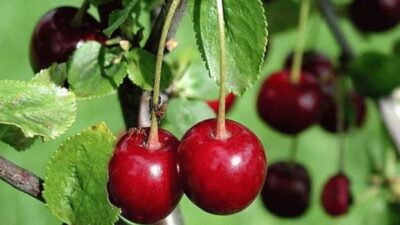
top-left (319, 0), bottom-right (400, 152)
top-left (0, 1), bottom-right (187, 224)
top-left (0, 156), bottom-right (44, 202)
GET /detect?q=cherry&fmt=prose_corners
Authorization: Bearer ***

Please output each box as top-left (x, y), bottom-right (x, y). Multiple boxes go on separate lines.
top-left (319, 92), bottom-right (366, 133)
top-left (30, 7), bottom-right (106, 73)
top-left (206, 93), bottom-right (236, 114)
top-left (177, 119), bottom-right (267, 215)
top-left (107, 128), bottom-right (182, 224)
top-left (261, 161), bottom-right (311, 218)
top-left (284, 51), bottom-right (334, 85)
top-left (321, 173), bottom-right (353, 216)
top-left (350, 0), bottom-right (400, 32)
top-left (257, 70), bottom-right (323, 135)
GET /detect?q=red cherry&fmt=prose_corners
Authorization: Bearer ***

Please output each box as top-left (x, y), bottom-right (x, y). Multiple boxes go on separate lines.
top-left (285, 51), bottom-right (334, 85)
top-left (257, 70), bottom-right (323, 135)
top-left (178, 119), bottom-right (267, 214)
top-left (108, 128), bottom-right (182, 224)
top-left (206, 93), bottom-right (236, 114)
top-left (350, 0), bottom-right (400, 32)
top-left (319, 92), bottom-right (366, 133)
top-left (261, 161), bottom-right (311, 218)
top-left (30, 7), bottom-right (106, 73)
top-left (321, 173), bottom-right (353, 216)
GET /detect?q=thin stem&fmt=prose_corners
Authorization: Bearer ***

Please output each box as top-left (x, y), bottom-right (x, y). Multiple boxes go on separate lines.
top-left (290, 0), bottom-right (311, 84)
top-left (318, 0), bottom-right (355, 61)
top-left (335, 76), bottom-right (346, 173)
top-left (289, 137), bottom-right (299, 163)
top-left (70, 0), bottom-right (91, 28)
top-left (215, 0), bottom-right (228, 140)
top-left (147, 0), bottom-right (182, 149)
top-left (0, 156), bottom-right (44, 202)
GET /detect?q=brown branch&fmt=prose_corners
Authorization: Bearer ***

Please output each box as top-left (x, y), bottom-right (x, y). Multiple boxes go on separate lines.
top-left (319, 0), bottom-right (400, 153)
top-left (0, 155), bottom-right (44, 202)
top-left (0, 1), bottom-right (188, 225)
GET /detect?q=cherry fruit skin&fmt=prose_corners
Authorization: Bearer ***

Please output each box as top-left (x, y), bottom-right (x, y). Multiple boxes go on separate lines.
top-left (261, 161), bottom-right (311, 218)
top-left (319, 93), bottom-right (366, 133)
top-left (207, 93), bottom-right (236, 114)
top-left (178, 119), bottom-right (267, 215)
top-left (285, 51), bottom-right (334, 84)
top-left (257, 70), bottom-right (323, 135)
top-left (321, 173), bottom-right (353, 216)
top-left (30, 7), bottom-right (106, 73)
top-left (108, 128), bottom-right (182, 224)
top-left (350, 0), bottom-right (400, 32)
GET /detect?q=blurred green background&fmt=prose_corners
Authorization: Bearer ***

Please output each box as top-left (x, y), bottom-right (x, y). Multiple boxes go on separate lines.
top-left (1, 0), bottom-right (400, 225)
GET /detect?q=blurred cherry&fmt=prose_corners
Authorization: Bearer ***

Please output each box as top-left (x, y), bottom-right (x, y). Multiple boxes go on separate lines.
top-left (261, 161), bottom-right (311, 218)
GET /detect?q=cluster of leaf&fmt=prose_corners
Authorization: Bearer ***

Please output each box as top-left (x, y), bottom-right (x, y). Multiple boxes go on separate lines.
top-left (0, 0), bottom-right (269, 224)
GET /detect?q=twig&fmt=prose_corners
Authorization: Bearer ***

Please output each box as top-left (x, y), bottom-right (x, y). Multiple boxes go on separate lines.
top-left (319, 0), bottom-right (400, 153)
top-left (144, 0), bottom-right (188, 54)
top-left (0, 156), bottom-right (44, 202)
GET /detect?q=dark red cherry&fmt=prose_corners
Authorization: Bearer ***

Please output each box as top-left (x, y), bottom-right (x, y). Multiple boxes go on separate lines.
top-left (319, 92), bottom-right (366, 133)
top-left (206, 93), bottom-right (236, 114)
top-left (178, 119), bottom-right (267, 215)
top-left (350, 0), bottom-right (400, 32)
top-left (257, 70), bottom-right (323, 135)
top-left (285, 51), bottom-right (334, 85)
top-left (321, 173), bottom-right (353, 216)
top-left (30, 7), bottom-right (106, 73)
top-left (108, 128), bottom-right (182, 224)
top-left (261, 161), bottom-right (311, 218)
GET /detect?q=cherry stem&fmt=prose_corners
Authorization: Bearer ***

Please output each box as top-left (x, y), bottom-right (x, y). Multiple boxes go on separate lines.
top-left (290, 0), bottom-right (311, 84)
top-left (147, 0), bottom-right (182, 149)
top-left (335, 76), bottom-right (346, 173)
top-left (70, 0), bottom-right (91, 28)
top-left (215, 0), bottom-right (228, 140)
top-left (289, 137), bottom-right (299, 165)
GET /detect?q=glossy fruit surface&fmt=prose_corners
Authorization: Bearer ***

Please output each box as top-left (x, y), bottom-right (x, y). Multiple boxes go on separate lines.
top-left (257, 70), bottom-right (323, 135)
top-left (319, 92), bottom-right (366, 133)
top-left (321, 173), bottom-right (352, 216)
top-left (285, 51), bottom-right (334, 84)
top-left (30, 7), bottom-right (106, 73)
top-left (108, 128), bottom-right (182, 224)
top-left (206, 93), bottom-right (236, 114)
top-left (261, 161), bottom-right (311, 218)
top-left (350, 0), bottom-right (400, 32)
top-left (178, 119), bottom-right (267, 215)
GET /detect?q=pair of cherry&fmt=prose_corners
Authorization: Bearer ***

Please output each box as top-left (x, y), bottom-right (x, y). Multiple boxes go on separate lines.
top-left (257, 51), bottom-right (366, 136)
top-left (261, 161), bottom-right (352, 218)
top-left (108, 119), bottom-right (267, 224)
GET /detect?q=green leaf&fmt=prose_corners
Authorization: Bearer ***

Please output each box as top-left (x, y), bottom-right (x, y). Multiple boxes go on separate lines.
top-left (165, 98), bottom-right (215, 138)
top-left (44, 123), bottom-right (120, 225)
top-left (126, 48), bottom-right (173, 91)
top-left (103, 0), bottom-right (139, 37)
top-left (68, 42), bottom-right (127, 98)
top-left (348, 52), bottom-right (400, 98)
top-left (0, 80), bottom-right (76, 139)
top-left (32, 63), bottom-right (67, 86)
top-left (190, 0), bottom-right (268, 95)
top-left (173, 61), bottom-right (219, 100)
top-left (0, 124), bottom-right (37, 151)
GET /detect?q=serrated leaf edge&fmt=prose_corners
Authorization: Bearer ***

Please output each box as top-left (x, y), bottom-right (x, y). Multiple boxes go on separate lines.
top-left (43, 122), bottom-right (120, 225)
top-left (190, 0), bottom-right (268, 96)
top-left (0, 80), bottom-right (77, 140)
